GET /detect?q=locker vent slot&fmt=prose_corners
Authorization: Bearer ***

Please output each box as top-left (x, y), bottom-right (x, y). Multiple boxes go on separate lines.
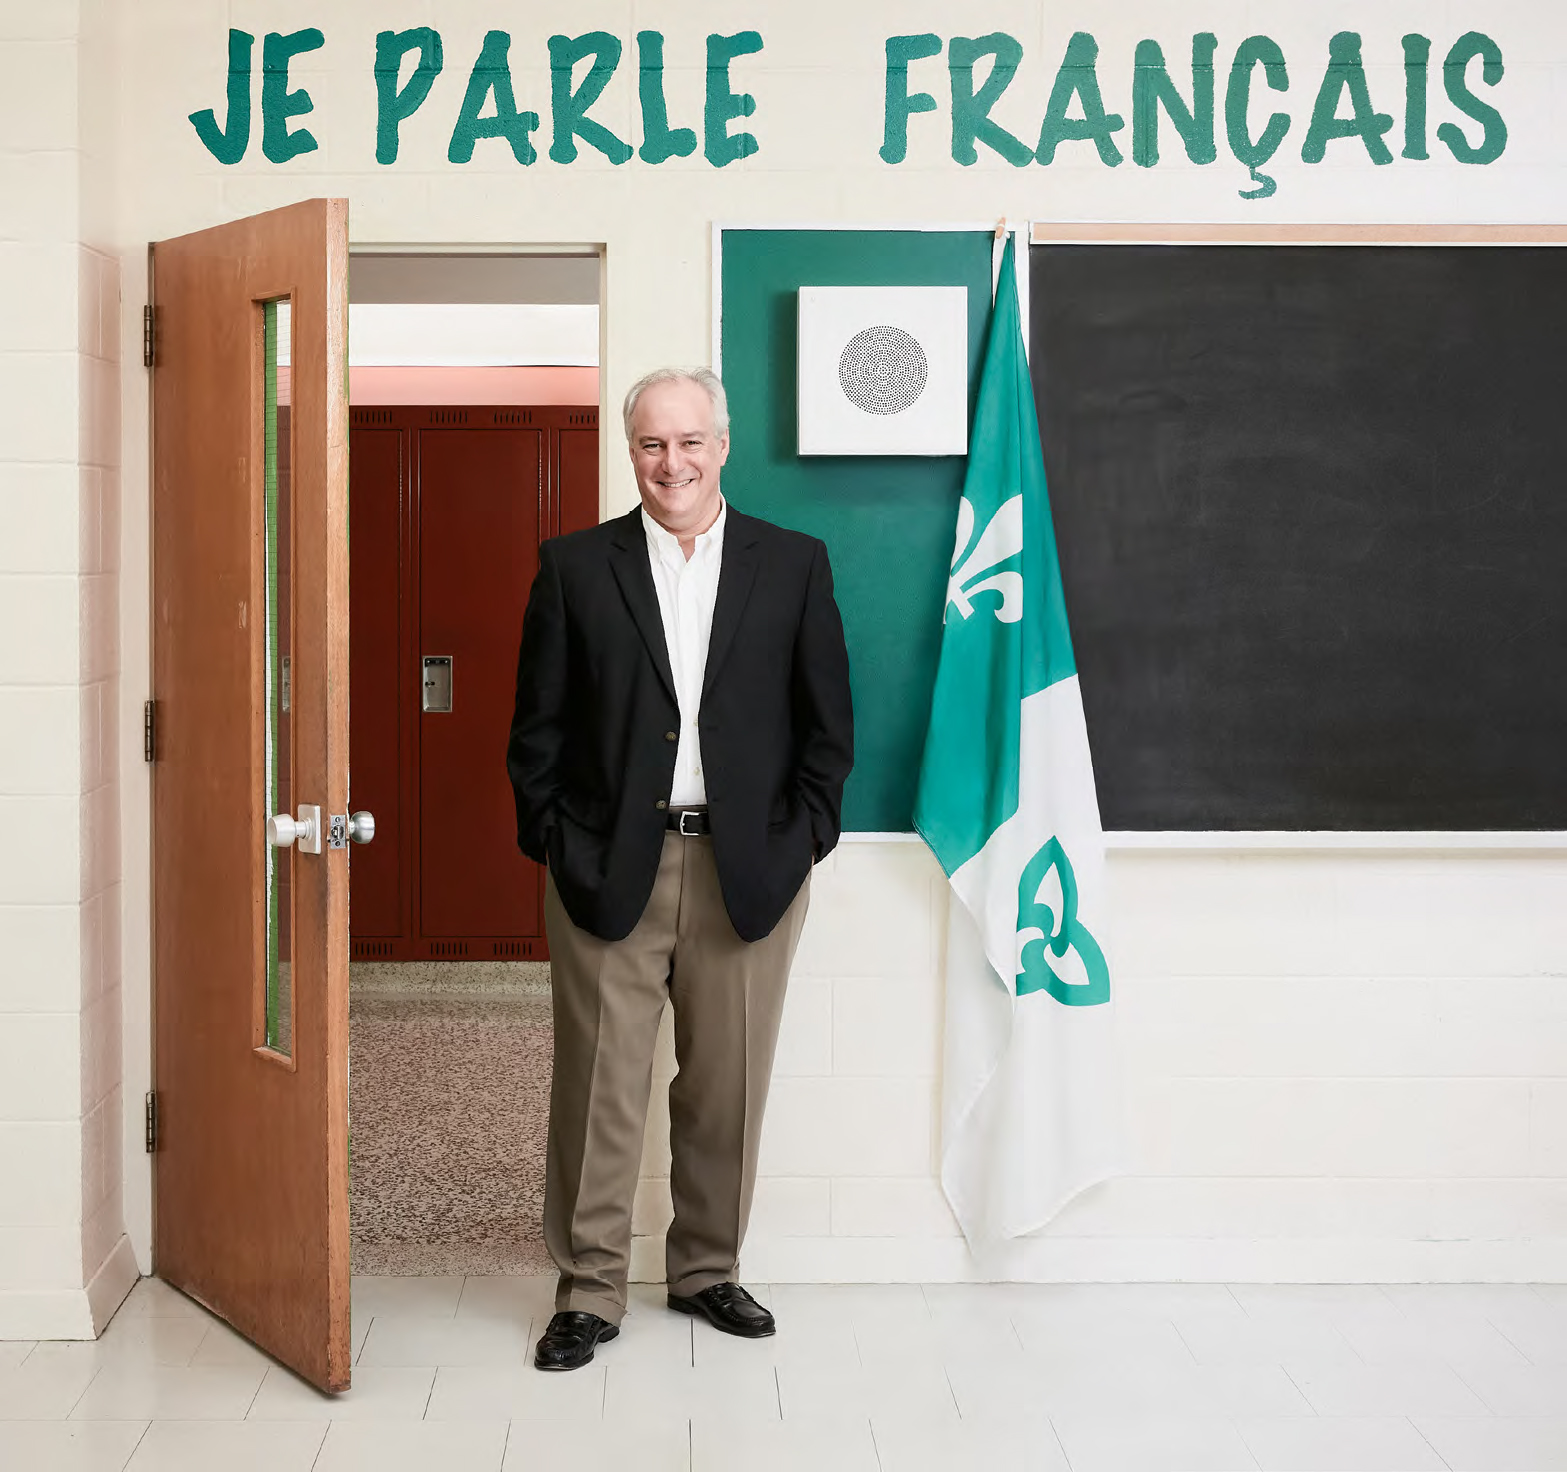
top-left (429, 409), bottom-right (470, 425)
top-left (429, 940), bottom-right (470, 957)
top-left (352, 939), bottom-right (397, 959)
top-left (351, 408), bottom-right (393, 426)
top-left (491, 409), bottom-right (534, 425)
top-left (491, 940), bottom-right (538, 958)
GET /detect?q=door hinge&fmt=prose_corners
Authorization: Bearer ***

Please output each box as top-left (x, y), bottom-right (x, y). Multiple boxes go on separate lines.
top-left (145, 1092), bottom-right (158, 1153)
top-left (143, 304), bottom-right (157, 368)
top-left (143, 699), bottom-right (156, 763)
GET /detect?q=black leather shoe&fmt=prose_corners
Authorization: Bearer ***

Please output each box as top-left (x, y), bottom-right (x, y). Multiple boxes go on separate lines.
top-left (533, 1310), bottom-right (619, 1370)
top-left (668, 1282), bottom-right (776, 1338)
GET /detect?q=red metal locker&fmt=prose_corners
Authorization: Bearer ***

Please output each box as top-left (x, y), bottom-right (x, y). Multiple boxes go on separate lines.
top-left (347, 418), bottom-right (407, 952)
top-left (348, 406), bottom-right (599, 961)
top-left (416, 420), bottom-right (544, 951)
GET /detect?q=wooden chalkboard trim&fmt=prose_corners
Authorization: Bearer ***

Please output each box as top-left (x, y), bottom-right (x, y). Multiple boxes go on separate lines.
top-left (1108, 832), bottom-right (1567, 852)
top-left (1030, 224), bottom-right (1567, 245)
top-left (837, 832), bottom-right (1567, 850)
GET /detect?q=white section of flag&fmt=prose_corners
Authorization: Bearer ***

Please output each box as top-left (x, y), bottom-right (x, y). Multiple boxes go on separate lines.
top-left (940, 677), bottom-right (1127, 1247)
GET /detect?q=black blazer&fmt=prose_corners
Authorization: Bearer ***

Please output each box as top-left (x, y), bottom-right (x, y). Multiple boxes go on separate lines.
top-left (507, 506), bottom-right (854, 943)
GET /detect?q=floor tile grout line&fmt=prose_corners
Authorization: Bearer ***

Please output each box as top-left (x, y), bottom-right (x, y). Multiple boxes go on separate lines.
top-left (240, 1364), bottom-right (267, 1419)
top-left (1048, 1414), bottom-right (1074, 1470)
top-left (116, 1417), bottom-right (153, 1472)
top-left (1279, 1363), bottom-right (1321, 1417)
top-left (62, 1360), bottom-right (104, 1419)
top-left (942, 1362), bottom-right (960, 1420)
top-left (308, 1419), bottom-right (330, 1472)
top-left (1447, 1352), bottom-right (1504, 1414)
top-left (1407, 1411), bottom-right (1456, 1470)
top-left (1483, 1315), bottom-right (1535, 1370)
top-left (501, 1416), bottom-right (512, 1468)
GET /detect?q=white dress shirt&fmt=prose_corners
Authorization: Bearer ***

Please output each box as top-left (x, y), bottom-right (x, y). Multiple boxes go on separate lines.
top-left (642, 497), bottom-right (726, 807)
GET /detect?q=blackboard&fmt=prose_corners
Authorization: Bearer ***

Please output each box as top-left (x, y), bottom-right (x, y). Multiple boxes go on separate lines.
top-left (1031, 243), bottom-right (1567, 830)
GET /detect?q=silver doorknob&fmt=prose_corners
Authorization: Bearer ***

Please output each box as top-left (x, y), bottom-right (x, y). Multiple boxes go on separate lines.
top-left (348, 811), bottom-right (376, 845)
top-left (266, 804), bottom-right (322, 854)
top-left (267, 811), bottom-right (314, 848)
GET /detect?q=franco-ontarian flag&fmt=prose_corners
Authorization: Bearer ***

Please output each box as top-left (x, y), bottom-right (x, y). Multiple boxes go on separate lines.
top-left (914, 238), bottom-right (1124, 1250)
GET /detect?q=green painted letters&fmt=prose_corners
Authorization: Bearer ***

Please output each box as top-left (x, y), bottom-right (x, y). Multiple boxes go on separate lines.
top-left (705, 31), bottom-right (763, 167)
top-left (189, 29), bottom-right (253, 164)
top-left (375, 28), bottom-right (442, 165)
top-left (1438, 31), bottom-right (1507, 164)
top-left (1225, 35), bottom-right (1290, 199)
top-left (261, 28), bottom-right (325, 163)
top-left (881, 33), bottom-right (941, 164)
top-left (1301, 32), bottom-right (1394, 165)
top-left (1133, 34), bottom-right (1218, 167)
top-left (1036, 32), bottom-right (1125, 166)
top-left (948, 33), bottom-right (1034, 167)
top-left (550, 32), bottom-right (632, 164)
top-left (637, 31), bottom-right (697, 164)
top-left (448, 31), bottom-right (539, 164)
top-left (1402, 34), bottom-right (1431, 160)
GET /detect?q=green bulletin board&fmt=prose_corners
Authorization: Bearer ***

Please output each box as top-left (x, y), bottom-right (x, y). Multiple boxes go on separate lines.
top-left (718, 228), bottom-right (993, 832)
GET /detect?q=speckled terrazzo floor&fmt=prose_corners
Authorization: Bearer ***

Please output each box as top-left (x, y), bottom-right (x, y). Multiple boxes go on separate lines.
top-left (349, 965), bottom-right (555, 1277)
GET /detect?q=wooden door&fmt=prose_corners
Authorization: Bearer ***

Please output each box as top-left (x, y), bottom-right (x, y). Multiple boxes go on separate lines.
top-left (151, 200), bottom-right (351, 1393)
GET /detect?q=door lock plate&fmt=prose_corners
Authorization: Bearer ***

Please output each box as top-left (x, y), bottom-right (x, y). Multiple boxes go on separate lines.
top-left (296, 804), bottom-right (323, 855)
top-left (327, 813), bottom-right (348, 849)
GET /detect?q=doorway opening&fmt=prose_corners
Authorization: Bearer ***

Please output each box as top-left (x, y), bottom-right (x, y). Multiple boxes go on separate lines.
top-left (342, 249), bottom-right (601, 1277)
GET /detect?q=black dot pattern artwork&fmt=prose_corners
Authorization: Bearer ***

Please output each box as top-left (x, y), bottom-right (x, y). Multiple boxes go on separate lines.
top-left (837, 326), bottom-right (929, 415)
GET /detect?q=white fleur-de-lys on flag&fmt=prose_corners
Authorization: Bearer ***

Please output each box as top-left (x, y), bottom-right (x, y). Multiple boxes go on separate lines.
top-left (914, 238), bottom-right (1125, 1251)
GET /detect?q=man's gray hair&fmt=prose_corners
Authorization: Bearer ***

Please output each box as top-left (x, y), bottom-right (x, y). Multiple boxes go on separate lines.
top-left (622, 367), bottom-right (730, 442)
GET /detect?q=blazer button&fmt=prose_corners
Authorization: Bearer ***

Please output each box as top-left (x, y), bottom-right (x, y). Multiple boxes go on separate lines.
top-left (665, 731), bottom-right (677, 742)
top-left (655, 799), bottom-right (668, 810)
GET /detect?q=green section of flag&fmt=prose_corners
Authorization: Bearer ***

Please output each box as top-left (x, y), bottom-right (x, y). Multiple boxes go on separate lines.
top-left (1016, 836), bottom-right (1111, 1005)
top-left (914, 239), bottom-right (1076, 875)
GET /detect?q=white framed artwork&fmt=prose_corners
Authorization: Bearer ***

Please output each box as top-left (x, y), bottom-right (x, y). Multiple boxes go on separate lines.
top-left (796, 285), bottom-right (969, 455)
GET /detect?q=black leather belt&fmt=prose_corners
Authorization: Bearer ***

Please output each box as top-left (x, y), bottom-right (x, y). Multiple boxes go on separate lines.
top-left (666, 807), bottom-right (711, 836)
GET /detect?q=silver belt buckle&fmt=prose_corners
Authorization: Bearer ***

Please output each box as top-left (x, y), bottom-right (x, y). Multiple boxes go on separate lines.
top-left (677, 809), bottom-right (702, 836)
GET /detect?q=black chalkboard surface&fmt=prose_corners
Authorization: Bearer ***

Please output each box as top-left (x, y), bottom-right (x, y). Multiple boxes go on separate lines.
top-left (1030, 243), bottom-right (1567, 830)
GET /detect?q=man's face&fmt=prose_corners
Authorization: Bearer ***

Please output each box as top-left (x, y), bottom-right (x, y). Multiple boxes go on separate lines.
top-left (628, 379), bottom-right (730, 536)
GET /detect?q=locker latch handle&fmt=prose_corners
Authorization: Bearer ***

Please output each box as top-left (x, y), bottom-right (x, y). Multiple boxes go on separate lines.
top-left (422, 655), bottom-right (453, 713)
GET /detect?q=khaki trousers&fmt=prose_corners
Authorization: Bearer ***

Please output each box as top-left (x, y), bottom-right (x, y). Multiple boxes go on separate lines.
top-left (542, 831), bottom-right (809, 1324)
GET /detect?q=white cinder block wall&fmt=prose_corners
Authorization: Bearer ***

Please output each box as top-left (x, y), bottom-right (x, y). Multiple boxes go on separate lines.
top-left (645, 841), bottom-right (1566, 1284)
top-left (0, 0), bottom-right (135, 1338)
top-left (0, 0), bottom-right (1563, 1340)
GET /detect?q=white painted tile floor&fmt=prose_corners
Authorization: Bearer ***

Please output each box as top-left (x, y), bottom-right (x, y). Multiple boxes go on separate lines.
top-left (2, 1278), bottom-right (1567, 1469)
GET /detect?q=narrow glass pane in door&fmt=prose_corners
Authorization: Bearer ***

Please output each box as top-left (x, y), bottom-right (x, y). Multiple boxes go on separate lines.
top-left (264, 297), bottom-right (293, 1057)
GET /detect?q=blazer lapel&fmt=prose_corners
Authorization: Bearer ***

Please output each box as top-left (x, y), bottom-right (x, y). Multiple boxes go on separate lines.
top-left (608, 509), bottom-right (677, 702)
top-left (703, 511), bottom-right (761, 698)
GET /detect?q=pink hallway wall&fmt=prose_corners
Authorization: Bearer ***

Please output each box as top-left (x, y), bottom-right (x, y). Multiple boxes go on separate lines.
top-left (349, 365), bottom-right (600, 405)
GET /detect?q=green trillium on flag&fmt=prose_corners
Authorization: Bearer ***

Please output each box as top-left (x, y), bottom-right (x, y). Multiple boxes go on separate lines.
top-left (915, 236), bottom-right (1124, 1250)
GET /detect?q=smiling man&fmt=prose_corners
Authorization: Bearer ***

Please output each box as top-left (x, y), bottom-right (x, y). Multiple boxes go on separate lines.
top-left (507, 367), bottom-right (854, 1370)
